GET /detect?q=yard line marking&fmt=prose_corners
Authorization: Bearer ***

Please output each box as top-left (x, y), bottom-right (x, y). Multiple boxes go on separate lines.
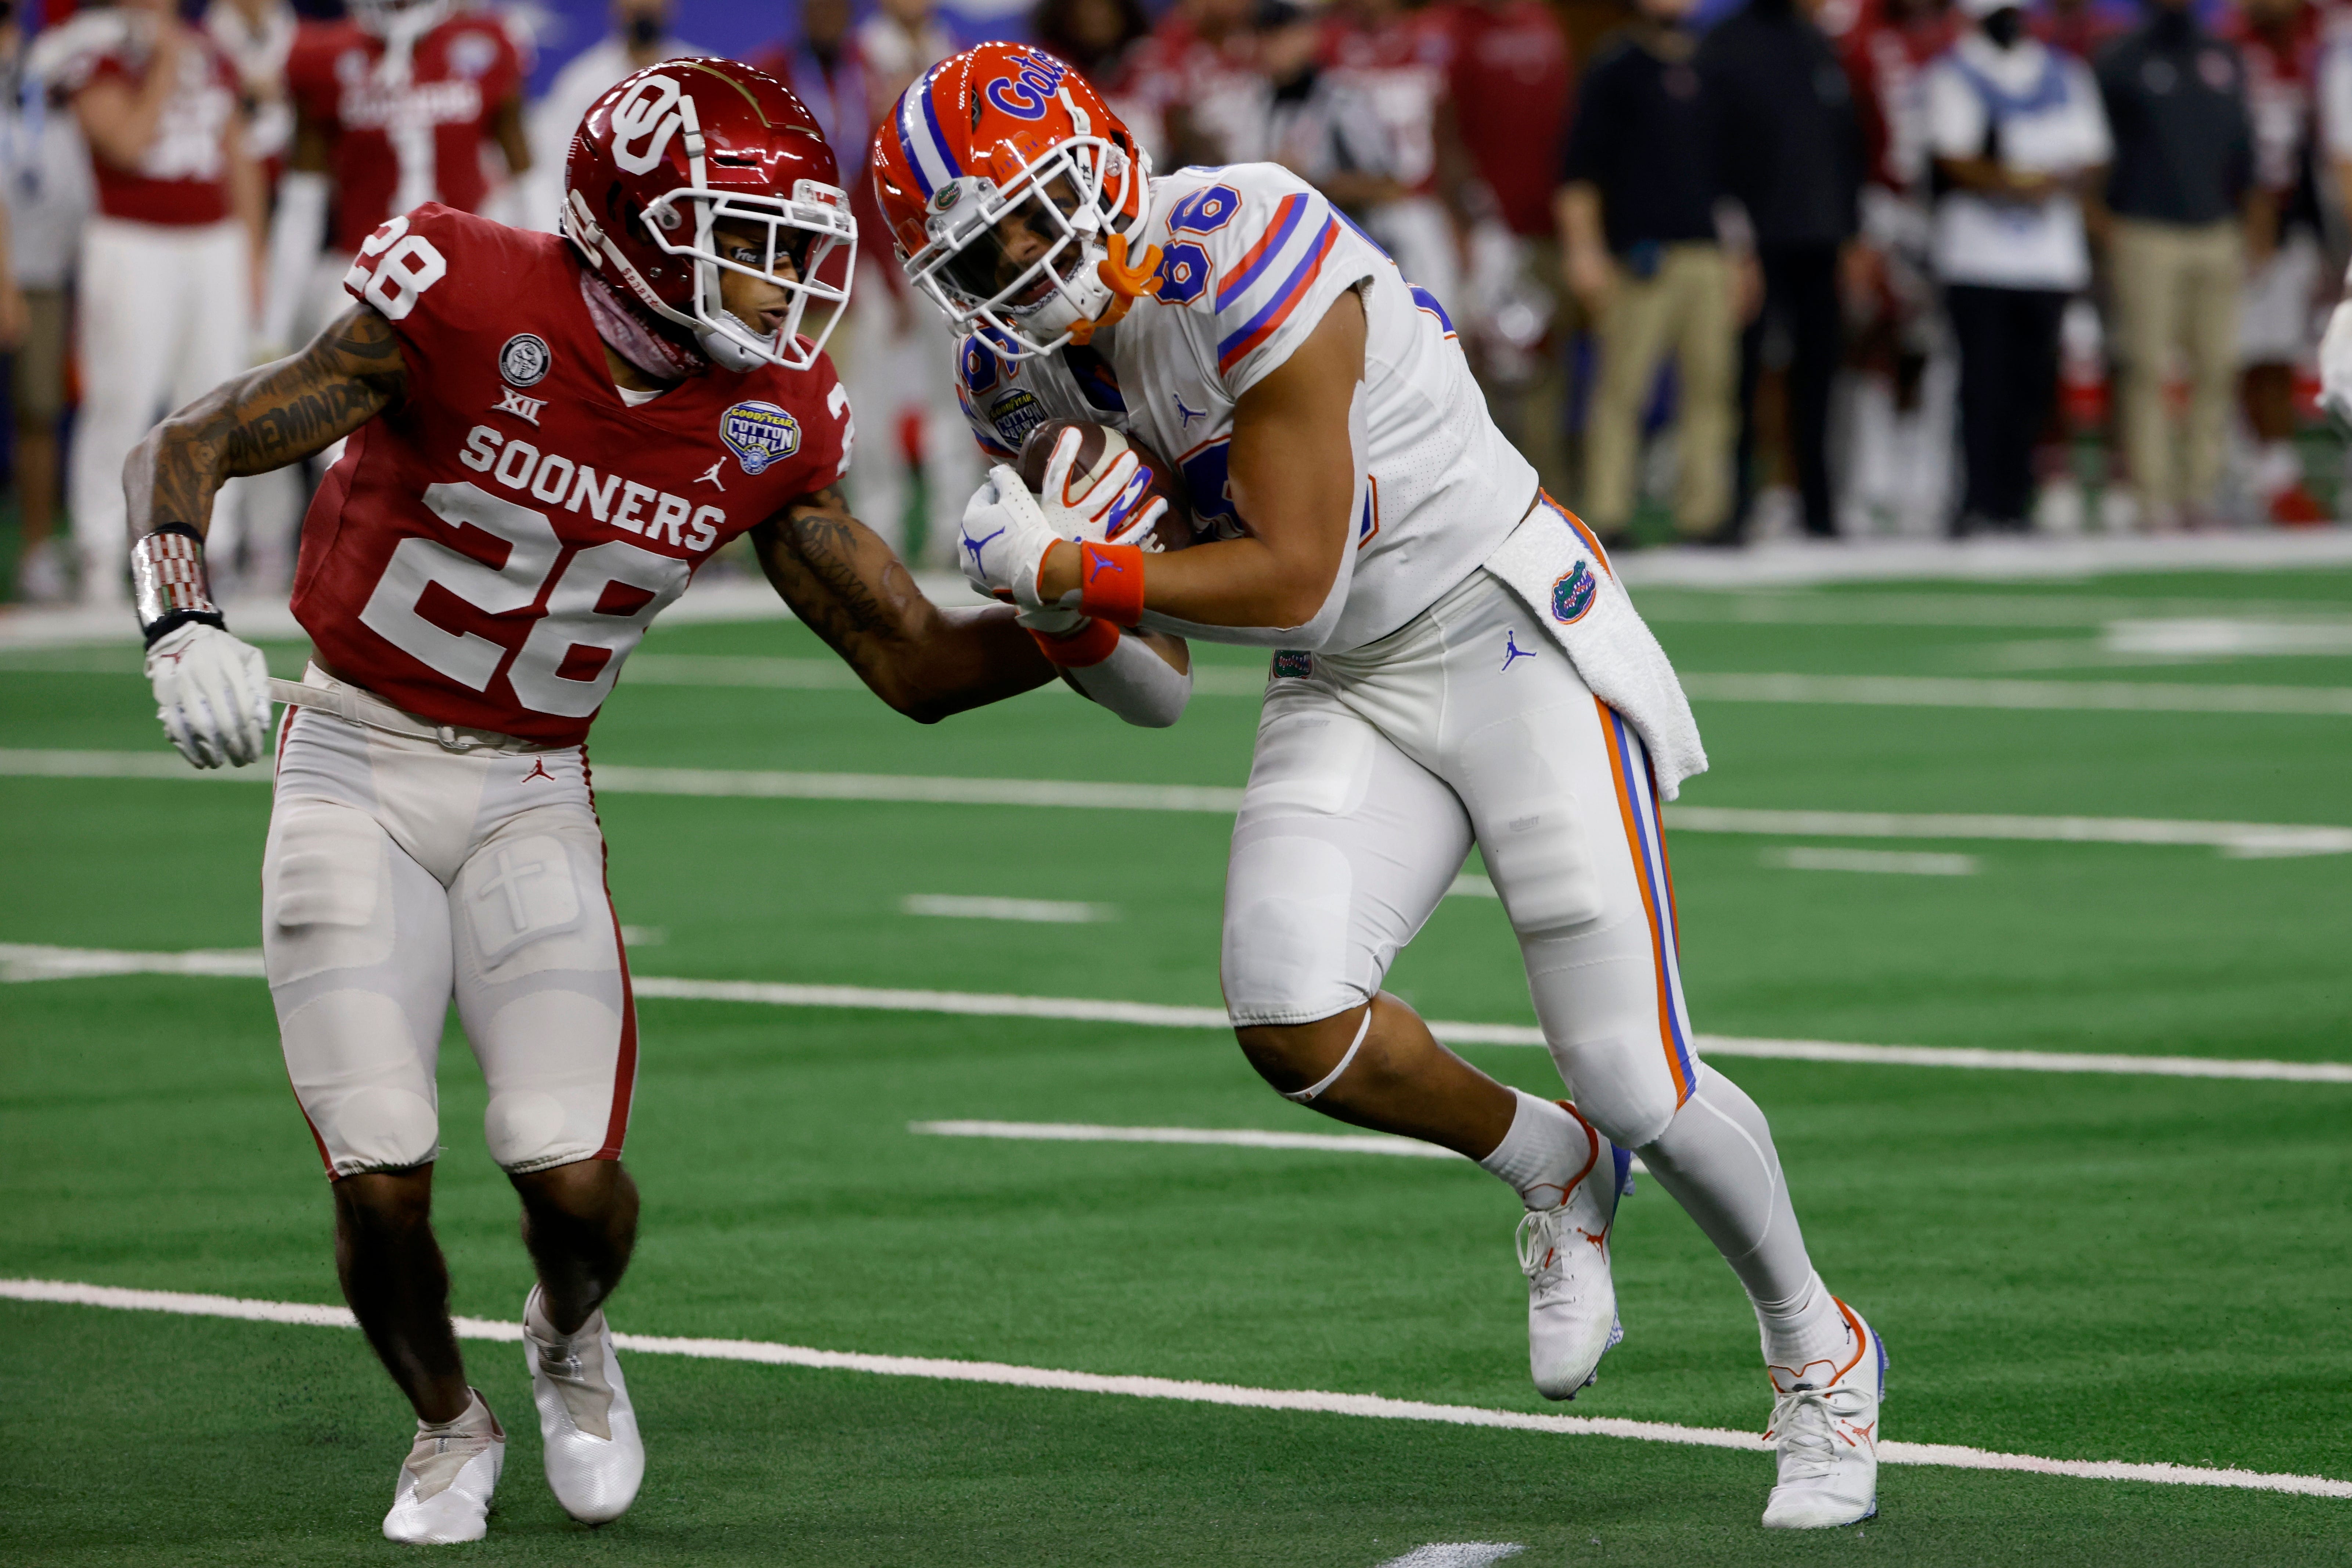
top-left (4, 1276), bottom-right (2346, 1500)
top-left (1379, 1547), bottom-right (1525, 1568)
top-left (912, 1120), bottom-right (1462, 1159)
top-left (1631, 591), bottom-right (2352, 630)
top-left (7, 943), bottom-right (2348, 1083)
top-left (902, 895), bottom-right (1119, 924)
top-left (1665, 805), bottom-right (2352, 858)
top-left (7, 749), bottom-right (2347, 857)
top-left (1447, 873), bottom-right (1499, 898)
top-left (1680, 671), bottom-right (2352, 717)
top-left (1762, 847), bottom-right (1980, 876)
top-left (909, 1119), bottom-right (1652, 1174)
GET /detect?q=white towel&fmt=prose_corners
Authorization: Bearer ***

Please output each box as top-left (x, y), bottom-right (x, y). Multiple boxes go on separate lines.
top-left (1481, 500), bottom-right (1708, 799)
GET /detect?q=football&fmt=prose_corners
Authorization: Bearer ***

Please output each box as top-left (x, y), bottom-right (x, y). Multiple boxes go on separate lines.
top-left (1016, 418), bottom-right (1195, 554)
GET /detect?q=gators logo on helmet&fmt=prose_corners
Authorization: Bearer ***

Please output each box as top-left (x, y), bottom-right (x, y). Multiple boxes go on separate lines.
top-left (872, 44), bottom-right (1154, 360)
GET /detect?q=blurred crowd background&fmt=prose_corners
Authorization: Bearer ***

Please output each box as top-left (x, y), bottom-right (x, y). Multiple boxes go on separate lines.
top-left (5, 0), bottom-right (2348, 606)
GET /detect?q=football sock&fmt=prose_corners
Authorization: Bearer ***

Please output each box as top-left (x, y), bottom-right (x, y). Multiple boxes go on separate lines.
top-left (1636, 1067), bottom-right (1847, 1373)
top-left (1478, 1089), bottom-right (1595, 1211)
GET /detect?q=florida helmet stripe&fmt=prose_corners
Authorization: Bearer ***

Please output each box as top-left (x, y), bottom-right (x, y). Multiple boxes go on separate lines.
top-left (896, 64), bottom-right (957, 197)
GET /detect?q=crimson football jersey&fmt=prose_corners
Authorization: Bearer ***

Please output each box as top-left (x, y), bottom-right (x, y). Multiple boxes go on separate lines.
top-left (293, 204), bottom-right (851, 745)
top-left (285, 14), bottom-right (524, 255)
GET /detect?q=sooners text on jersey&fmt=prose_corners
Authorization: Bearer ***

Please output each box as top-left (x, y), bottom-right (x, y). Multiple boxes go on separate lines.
top-left (295, 205), bottom-right (851, 744)
top-left (286, 14), bottom-right (523, 255)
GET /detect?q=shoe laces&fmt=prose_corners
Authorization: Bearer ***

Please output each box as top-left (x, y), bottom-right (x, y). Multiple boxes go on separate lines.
top-left (1767, 1382), bottom-right (1872, 1483)
top-left (1515, 1207), bottom-right (1563, 1280)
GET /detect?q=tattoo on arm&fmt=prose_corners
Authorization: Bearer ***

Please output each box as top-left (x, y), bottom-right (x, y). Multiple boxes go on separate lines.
top-left (765, 487), bottom-right (930, 657)
top-left (750, 486), bottom-right (1053, 719)
top-left (127, 306), bottom-right (407, 540)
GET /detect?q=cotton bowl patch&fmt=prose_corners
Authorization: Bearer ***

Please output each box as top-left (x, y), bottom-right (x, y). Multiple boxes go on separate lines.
top-left (722, 402), bottom-right (802, 476)
top-left (1552, 560), bottom-right (1597, 624)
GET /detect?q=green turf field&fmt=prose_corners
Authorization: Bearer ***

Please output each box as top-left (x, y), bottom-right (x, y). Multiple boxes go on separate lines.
top-left (3, 565), bottom-right (2349, 1565)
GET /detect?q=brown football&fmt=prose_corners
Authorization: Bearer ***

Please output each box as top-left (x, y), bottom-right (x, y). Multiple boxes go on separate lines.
top-left (1016, 418), bottom-right (1195, 554)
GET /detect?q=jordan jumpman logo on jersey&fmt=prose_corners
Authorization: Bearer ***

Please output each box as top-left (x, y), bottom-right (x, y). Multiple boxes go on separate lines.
top-left (1502, 629), bottom-right (1537, 671)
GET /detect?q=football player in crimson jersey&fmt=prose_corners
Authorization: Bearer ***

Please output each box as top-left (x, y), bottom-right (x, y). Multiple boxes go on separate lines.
top-left (887, 44), bottom-right (1881, 1528)
top-left (119, 59), bottom-right (1183, 1544)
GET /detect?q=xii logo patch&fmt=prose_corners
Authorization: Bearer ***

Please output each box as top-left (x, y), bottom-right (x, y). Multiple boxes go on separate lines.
top-left (494, 387), bottom-right (547, 426)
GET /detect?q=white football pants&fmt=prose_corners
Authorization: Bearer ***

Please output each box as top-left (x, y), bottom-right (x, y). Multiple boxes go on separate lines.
top-left (1222, 567), bottom-right (1819, 1311)
top-left (71, 216), bottom-right (253, 603)
top-left (264, 670), bottom-right (637, 1180)
top-left (1224, 567), bottom-right (1699, 1145)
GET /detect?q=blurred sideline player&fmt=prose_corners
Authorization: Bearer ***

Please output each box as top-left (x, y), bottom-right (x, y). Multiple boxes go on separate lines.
top-left (57, 0), bottom-right (263, 606)
top-left (258, 0), bottom-right (530, 363)
top-left (119, 59), bottom-right (1119, 1542)
top-left (2229, 0), bottom-right (2327, 525)
top-left (884, 44), bottom-right (1883, 1528)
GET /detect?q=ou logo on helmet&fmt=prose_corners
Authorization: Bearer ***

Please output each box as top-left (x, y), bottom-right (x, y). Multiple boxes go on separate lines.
top-left (984, 53), bottom-right (1069, 120)
top-left (610, 74), bottom-right (686, 176)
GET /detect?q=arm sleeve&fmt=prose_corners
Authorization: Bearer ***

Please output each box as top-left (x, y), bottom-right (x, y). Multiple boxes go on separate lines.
top-left (1060, 630), bottom-right (1192, 727)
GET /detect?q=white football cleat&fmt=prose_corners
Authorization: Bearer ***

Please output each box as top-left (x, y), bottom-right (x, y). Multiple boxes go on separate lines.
top-left (382, 1388), bottom-right (504, 1545)
top-left (1516, 1104), bottom-right (1627, 1400)
top-left (1762, 1299), bottom-right (1886, 1529)
top-left (524, 1286), bottom-right (644, 1525)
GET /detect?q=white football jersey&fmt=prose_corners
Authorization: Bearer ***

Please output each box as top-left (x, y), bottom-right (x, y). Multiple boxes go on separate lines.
top-left (951, 162), bottom-right (1538, 654)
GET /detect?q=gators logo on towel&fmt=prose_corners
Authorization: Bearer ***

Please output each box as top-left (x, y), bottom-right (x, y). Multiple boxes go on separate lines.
top-left (1552, 561), bottom-right (1597, 624)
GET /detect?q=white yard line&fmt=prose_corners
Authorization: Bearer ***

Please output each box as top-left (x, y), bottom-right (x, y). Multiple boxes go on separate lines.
top-left (911, 1120), bottom-right (1464, 1159)
top-left (19, 651), bottom-right (2352, 715)
top-left (6, 749), bottom-right (2347, 857)
top-left (1762, 848), bottom-right (1979, 876)
top-left (1, 1276), bottom-right (2343, 1500)
top-left (6, 942), bottom-right (2348, 1084)
top-left (1678, 671), bottom-right (2352, 717)
top-left (903, 895), bottom-right (1119, 924)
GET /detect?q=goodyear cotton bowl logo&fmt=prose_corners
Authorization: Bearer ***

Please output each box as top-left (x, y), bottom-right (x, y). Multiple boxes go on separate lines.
top-left (988, 388), bottom-right (1046, 449)
top-left (721, 401), bottom-right (802, 476)
top-left (1552, 561), bottom-right (1597, 624)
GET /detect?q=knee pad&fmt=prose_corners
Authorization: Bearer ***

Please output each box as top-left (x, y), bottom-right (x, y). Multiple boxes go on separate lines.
top-left (279, 988), bottom-right (441, 1176)
top-left (1550, 1032), bottom-right (1684, 1151)
top-left (1221, 832), bottom-right (1364, 1027)
top-left (478, 987), bottom-right (626, 1171)
top-left (265, 801), bottom-right (395, 986)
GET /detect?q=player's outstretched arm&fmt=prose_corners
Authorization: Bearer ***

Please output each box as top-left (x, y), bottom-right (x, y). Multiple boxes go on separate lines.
top-left (125, 304), bottom-right (408, 542)
top-left (750, 487), bottom-right (1060, 723)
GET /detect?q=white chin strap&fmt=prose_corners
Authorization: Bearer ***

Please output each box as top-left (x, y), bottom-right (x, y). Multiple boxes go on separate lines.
top-left (698, 311), bottom-right (770, 372)
top-left (1020, 239), bottom-right (1116, 343)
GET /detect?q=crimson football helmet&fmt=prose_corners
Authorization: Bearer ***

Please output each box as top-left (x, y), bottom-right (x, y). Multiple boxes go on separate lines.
top-left (564, 60), bottom-right (855, 373)
top-left (874, 44), bottom-right (1153, 359)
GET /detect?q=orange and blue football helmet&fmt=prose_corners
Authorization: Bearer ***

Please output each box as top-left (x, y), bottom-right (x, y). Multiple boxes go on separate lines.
top-left (874, 44), bottom-right (1153, 358)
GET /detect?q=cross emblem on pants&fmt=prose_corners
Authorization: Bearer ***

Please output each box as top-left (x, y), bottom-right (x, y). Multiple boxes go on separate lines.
top-left (476, 847), bottom-right (550, 932)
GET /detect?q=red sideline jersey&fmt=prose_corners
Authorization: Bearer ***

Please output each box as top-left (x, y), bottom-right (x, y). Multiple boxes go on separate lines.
top-left (74, 35), bottom-right (241, 225)
top-left (286, 14), bottom-right (523, 255)
top-left (294, 205), bottom-right (851, 745)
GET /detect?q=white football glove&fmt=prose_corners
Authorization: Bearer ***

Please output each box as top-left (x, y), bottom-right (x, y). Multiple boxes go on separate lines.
top-left (958, 465), bottom-right (1071, 613)
top-left (146, 622), bottom-right (274, 769)
top-left (1031, 425), bottom-right (1171, 546)
top-left (2320, 296), bottom-right (2352, 428)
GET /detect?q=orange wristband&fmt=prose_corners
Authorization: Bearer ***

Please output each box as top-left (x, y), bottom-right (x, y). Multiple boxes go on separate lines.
top-left (1077, 542), bottom-right (1146, 627)
top-left (1027, 616), bottom-right (1120, 668)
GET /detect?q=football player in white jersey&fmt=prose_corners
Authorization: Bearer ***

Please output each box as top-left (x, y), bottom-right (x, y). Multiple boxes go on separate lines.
top-left (876, 43), bottom-right (1885, 1529)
